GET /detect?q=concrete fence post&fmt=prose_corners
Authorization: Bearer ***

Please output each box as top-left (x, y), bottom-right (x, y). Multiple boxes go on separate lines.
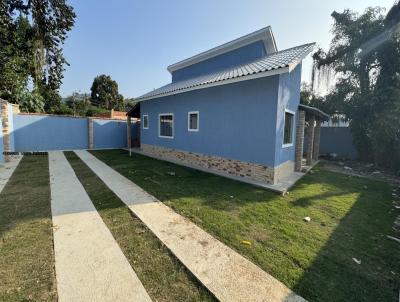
top-left (127, 116), bottom-right (132, 149)
top-left (295, 110), bottom-right (305, 172)
top-left (87, 117), bottom-right (94, 149)
top-left (306, 116), bottom-right (315, 166)
top-left (312, 119), bottom-right (321, 161)
top-left (1, 99), bottom-right (11, 162)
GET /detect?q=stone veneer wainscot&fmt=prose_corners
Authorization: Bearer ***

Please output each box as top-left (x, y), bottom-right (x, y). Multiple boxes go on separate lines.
top-left (140, 144), bottom-right (277, 184)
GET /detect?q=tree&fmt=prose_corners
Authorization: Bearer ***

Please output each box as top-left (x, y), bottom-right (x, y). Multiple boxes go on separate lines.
top-left (90, 75), bottom-right (124, 110)
top-left (65, 92), bottom-right (91, 116)
top-left (0, 0), bottom-right (76, 112)
top-left (0, 15), bottom-right (33, 103)
top-left (312, 3), bottom-right (400, 171)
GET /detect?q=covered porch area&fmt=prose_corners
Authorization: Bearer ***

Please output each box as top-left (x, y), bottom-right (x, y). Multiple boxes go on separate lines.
top-left (263, 104), bottom-right (329, 194)
top-left (294, 104), bottom-right (330, 173)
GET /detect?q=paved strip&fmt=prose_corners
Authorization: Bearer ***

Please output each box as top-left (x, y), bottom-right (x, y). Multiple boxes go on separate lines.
top-left (49, 151), bottom-right (152, 302)
top-left (75, 150), bottom-right (306, 302)
top-left (0, 156), bottom-right (22, 194)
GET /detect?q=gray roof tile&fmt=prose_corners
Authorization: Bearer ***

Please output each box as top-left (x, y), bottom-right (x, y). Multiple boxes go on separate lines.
top-left (137, 42), bottom-right (315, 101)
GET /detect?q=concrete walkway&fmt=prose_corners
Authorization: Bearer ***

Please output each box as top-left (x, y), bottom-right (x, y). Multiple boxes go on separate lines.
top-left (0, 156), bottom-right (22, 194)
top-left (75, 150), bottom-right (306, 302)
top-left (48, 152), bottom-right (152, 302)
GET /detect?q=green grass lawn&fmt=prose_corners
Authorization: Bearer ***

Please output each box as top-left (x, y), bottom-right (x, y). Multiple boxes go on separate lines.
top-left (0, 156), bottom-right (57, 301)
top-left (91, 149), bottom-right (400, 302)
top-left (65, 152), bottom-right (215, 302)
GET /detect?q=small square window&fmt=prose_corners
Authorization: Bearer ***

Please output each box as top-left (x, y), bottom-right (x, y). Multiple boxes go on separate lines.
top-left (142, 115), bottom-right (149, 129)
top-left (283, 111), bottom-right (294, 146)
top-left (159, 114), bottom-right (173, 138)
top-left (188, 111), bottom-right (199, 131)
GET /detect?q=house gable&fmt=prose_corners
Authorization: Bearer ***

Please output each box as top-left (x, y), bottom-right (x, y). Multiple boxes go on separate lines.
top-left (168, 26), bottom-right (277, 82)
top-left (171, 40), bottom-right (268, 82)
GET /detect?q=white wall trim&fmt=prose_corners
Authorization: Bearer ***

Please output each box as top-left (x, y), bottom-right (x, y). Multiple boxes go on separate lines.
top-left (167, 26), bottom-right (277, 73)
top-left (282, 109), bottom-right (295, 148)
top-left (188, 111), bottom-right (199, 132)
top-left (137, 66), bottom-right (290, 102)
top-left (142, 114), bottom-right (149, 129)
top-left (158, 113), bottom-right (174, 139)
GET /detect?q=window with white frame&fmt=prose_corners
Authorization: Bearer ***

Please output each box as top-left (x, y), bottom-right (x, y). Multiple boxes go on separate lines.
top-left (283, 110), bottom-right (294, 146)
top-left (142, 114), bottom-right (149, 129)
top-left (159, 113), bottom-right (173, 138)
top-left (188, 111), bottom-right (199, 131)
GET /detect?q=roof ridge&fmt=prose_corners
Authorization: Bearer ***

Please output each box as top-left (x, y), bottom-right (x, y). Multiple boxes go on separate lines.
top-left (165, 42), bottom-right (316, 86)
top-left (136, 43), bottom-right (315, 101)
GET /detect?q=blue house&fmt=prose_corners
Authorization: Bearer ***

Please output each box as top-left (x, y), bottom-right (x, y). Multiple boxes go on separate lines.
top-left (128, 27), bottom-right (328, 189)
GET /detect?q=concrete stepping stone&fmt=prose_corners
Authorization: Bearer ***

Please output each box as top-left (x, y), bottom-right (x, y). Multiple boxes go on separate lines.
top-left (0, 156), bottom-right (22, 194)
top-left (49, 151), bottom-right (152, 302)
top-left (75, 150), bottom-right (306, 302)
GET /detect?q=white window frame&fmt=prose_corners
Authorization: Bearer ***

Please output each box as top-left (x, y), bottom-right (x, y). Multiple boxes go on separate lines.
top-left (188, 111), bottom-right (199, 132)
top-left (282, 109), bottom-right (295, 148)
top-left (158, 113), bottom-right (174, 139)
top-left (142, 114), bottom-right (149, 129)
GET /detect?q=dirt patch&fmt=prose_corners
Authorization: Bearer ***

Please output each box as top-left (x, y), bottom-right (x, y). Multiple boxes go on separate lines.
top-left (320, 159), bottom-right (400, 186)
top-left (249, 226), bottom-right (268, 243)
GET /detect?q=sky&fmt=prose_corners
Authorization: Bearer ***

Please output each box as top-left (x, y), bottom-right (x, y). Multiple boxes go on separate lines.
top-left (60, 0), bottom-right (395, 98)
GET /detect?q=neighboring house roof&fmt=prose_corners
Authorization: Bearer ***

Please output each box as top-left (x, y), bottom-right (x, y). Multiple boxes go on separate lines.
top-left (167, 26), bottom-right (277, 74)
top-left (136, 43), bottom-right (315, 102)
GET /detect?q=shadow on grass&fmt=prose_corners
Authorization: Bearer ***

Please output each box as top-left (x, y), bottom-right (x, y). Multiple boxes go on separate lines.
top-left (90, 149), bottom-right (400, 302)
top-left (291, 183), bottom-right (400, 302)
top-left (0, 155), bottom-right (57, 301)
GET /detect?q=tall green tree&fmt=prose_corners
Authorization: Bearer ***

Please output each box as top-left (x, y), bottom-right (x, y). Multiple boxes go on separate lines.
top-left (90, 75), bottom-right (124, 110)
top-left (313, 3), bottom-right (400, 170)
top-left (0, 0), bottom-right (75, 112)
top-left (0, 13), bottom-right (32, 102)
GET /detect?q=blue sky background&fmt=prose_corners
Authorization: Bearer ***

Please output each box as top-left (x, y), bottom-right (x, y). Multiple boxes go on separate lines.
top-left (61, 0), bottom-right (395, 98)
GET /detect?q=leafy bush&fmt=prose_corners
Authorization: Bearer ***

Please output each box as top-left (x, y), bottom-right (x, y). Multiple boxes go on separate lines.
top-left (17, 90), bottom-right (45, 113)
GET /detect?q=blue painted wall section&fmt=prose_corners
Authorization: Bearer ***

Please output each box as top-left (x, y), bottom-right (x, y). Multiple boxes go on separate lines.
top-left (7, 103), bottom-right (15, 152)
top-left (320, 127), bottom-right (358, 159)
top-left (274, 63), bottom-right (302, 166)
top-left (93, 119), bottom-right (136, 149)
top-left (141, 76), bottom-right (279, 167)
top-left (0, 104), bottom-right (3, 164)
top-left (12, 114), bottom-right (138, 151)
top-left (13, 115), bottom-right (89, 151)
top-left (172, 41), bottom-right (267, 82)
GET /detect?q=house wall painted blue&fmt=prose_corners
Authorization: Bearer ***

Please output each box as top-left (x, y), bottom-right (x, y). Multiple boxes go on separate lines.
top-left (141, 75), bottom-right (281, 167)
top-left (172, 41), bottom-right (267, 82)
top-left (141, 65), bottom-right (302, 168)
top-left (274, 64), bottom-right (302, 166)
